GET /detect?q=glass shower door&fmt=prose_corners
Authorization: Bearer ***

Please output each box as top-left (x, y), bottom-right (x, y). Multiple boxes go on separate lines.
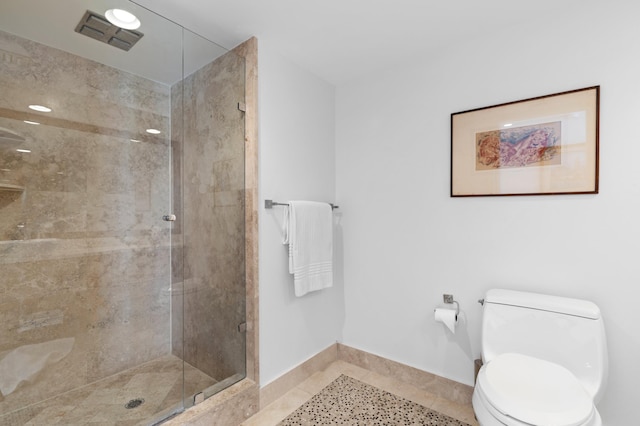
top-left (174, 28), bottom-right (247, 408)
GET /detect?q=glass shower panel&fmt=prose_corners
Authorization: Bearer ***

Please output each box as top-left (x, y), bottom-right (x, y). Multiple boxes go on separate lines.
top-left (1, 0), bottom-right (247, 423)
top-left (0, 1), bottom-right (186, 423)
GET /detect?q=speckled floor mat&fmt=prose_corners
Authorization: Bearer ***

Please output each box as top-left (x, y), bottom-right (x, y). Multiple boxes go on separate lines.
top-left (277, 374), bottom-right (472, 425)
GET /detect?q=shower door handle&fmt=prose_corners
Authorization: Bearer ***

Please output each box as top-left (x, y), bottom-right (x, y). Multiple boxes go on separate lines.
top-left (163, 214), bottom-right (176, 222)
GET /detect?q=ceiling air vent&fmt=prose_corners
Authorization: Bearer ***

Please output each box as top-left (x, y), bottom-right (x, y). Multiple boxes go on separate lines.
top-left (74, 10), bottom-right (143, 52)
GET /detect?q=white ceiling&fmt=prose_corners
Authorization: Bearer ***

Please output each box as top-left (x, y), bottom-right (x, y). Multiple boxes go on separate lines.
top-left (0, 0), bottom-right (228, 85)
top-left (0, 0), bottom-right (586, 86)
top-left (133, 0), bottom-right (586, 85)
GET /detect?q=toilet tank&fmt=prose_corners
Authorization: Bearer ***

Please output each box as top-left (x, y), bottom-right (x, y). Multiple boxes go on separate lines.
top-left (481, 289), bottom-right (608, 402)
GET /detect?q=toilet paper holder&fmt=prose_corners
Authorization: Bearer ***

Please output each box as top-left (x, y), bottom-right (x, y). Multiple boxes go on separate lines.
top-left (442, 294), bottom-right (459, 319)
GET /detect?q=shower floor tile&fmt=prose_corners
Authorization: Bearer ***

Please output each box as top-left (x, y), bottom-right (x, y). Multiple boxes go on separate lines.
top-left (1, 355), bottom-right (217, 426)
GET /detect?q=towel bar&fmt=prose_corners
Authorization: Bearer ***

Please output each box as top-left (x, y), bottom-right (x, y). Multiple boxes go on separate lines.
top-left (264, 199), bottom-right (339, 210)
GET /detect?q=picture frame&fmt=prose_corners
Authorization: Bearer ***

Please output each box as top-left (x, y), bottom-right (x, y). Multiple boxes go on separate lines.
top-left (450, 86), bottom-right (599, 197)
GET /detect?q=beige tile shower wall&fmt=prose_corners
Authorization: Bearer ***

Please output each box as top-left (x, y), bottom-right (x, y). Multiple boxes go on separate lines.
top-left (171, 48), bottom-right (247, 380)
top-left (0, 30), bottom-right (172, 413)
top-left (233, 36), bottom-right (259, 386)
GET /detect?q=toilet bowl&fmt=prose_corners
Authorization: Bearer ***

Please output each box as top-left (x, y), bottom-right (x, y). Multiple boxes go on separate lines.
top-left (472, 353), bottom-right (601, 426)
top-left (473, 289), bottom-right (607, 426)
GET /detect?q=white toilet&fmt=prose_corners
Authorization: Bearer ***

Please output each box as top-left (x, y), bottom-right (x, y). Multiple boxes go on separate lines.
top-left (472, 289), bottom-right (608, 426)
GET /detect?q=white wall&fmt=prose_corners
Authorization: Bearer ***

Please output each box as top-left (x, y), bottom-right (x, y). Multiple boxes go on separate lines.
top-left (258, 41), bottom-right (344, 386)
top-left (336, 1), bottom-right (640, 424)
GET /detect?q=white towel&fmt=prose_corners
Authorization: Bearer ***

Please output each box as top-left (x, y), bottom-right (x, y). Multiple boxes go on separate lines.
top-left (283, 201), bottom-right (333, 297)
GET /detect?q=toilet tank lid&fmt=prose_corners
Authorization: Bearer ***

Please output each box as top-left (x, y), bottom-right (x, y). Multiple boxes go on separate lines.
top-left (485, 289), bottom-right (601, 320)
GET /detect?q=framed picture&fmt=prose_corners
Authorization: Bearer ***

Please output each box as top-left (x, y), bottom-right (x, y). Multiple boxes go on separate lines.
top-left (451, 86), bottom-right (599, 197)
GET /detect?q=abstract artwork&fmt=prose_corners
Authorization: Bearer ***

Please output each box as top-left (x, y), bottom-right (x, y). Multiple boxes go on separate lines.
top-left (451, 86), bottom-right (599, 197)
top-left (475, 122), bottom-right (561, 170)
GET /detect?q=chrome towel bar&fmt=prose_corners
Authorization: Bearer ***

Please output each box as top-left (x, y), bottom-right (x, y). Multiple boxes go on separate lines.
top-left (264, 199), bottom-right (339, 210)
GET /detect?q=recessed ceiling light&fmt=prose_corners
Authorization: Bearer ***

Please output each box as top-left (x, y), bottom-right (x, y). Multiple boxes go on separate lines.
top-left (503, 123), bottom-right (513, 127)
top-left (24, 120), bottom-right (40, 125)
top-left (105, 9), bottom-right (141, 30)
top-left (146, 129), bottom-right (161, 135)
top-left (130, 139), bottom-right (141, 143)
top-left (28, 104), bottom-right (52, 112)
top-left (16, 149), bottom-right (31, 153)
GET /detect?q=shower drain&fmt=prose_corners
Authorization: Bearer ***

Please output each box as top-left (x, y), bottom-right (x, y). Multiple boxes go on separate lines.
top-left (124, 398), bottom-right (145, 409)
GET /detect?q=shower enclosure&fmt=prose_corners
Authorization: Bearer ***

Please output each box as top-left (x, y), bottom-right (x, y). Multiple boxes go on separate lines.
top-left (0, 0), bottom-right (247, 424)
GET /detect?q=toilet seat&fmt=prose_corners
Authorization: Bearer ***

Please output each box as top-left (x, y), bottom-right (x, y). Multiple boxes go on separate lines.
top-left (476, 353), bottom-right (595, 426)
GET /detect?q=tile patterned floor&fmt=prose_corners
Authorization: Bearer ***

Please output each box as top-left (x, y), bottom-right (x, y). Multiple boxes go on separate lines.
top-left (1, 357), bottom-right (479, 426)
top-left (278, 374), bottom-right (471, 425)
top-left (242, 360), bottom-right (479, 426)
top-left (0, 355), bottom-right (216, 426)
